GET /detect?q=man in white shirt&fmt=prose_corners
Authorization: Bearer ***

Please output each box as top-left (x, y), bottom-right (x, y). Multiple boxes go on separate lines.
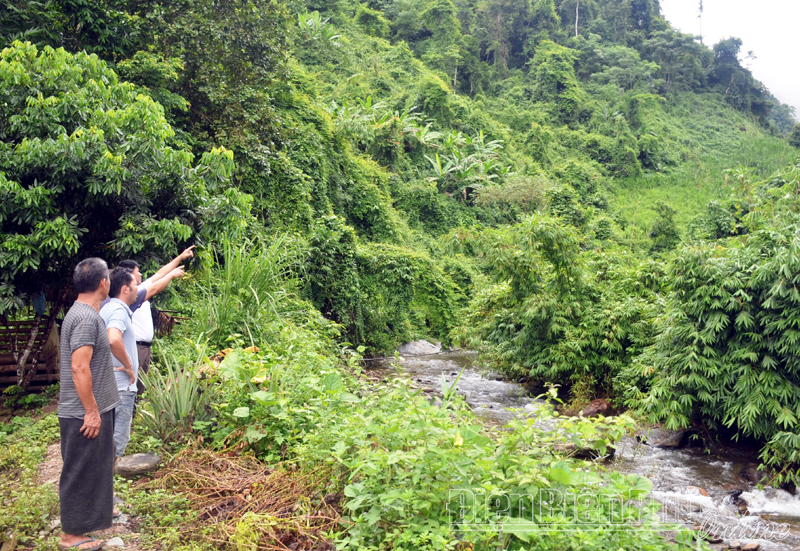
top-left (115, 246), bottom-right (194, 393)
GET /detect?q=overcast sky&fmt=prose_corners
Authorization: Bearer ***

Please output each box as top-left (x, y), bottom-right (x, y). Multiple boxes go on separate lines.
top-left (659, 0), bottom-right (800, 116)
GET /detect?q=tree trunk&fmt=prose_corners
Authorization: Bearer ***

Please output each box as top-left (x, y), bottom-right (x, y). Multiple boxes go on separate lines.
top-left (453, 65), bottom-right (458, 95)
top-left (575, 0), bottom-right (580, 38)
top-left (13, 314), bottom-right (42, 390)
top-left (16, 289), bottom-right (67, 391)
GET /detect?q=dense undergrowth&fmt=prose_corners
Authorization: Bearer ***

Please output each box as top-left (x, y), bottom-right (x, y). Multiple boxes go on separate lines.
top-left (114, 244), bottom-right (696, 551)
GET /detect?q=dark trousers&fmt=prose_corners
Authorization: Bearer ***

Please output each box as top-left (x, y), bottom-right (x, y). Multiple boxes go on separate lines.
top-left (136, 342), bottom-right (152, 396)
top-left (59, 410), bottom-right (115, 535)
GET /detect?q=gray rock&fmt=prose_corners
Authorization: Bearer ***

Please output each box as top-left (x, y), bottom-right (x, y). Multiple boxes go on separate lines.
top-left (106, 537), bottom-right (125, 548)
top-left (638, 427), bottom-right (687, 448)
top-left (397, 340), bottom-right (441, 356)
top-left (741, 544), bottom-right (759, 551)
top-left (484, 371), bottom-right (505, 381)
top-left (728, 543), bottom-right (741, 550)
top-left (115, 452), bottom-right (161, 478)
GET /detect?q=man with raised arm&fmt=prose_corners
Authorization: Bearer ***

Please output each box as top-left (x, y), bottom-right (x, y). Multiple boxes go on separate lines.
top-left (58, 258), bottom-right (119, 551)
top-left (106, 246), bottom-right (194, 393)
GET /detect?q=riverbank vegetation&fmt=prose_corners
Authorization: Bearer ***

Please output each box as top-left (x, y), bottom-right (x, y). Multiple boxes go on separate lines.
top-left (2, 0), bottom-right (800, 548)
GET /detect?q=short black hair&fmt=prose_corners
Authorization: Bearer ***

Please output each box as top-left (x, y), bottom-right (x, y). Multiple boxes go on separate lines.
top-left (73, 258), bottom-right (109, 294)
top-left (108, 267), bottom-right (134, 298)
top-left (118, 259), bottom-right (139, 271)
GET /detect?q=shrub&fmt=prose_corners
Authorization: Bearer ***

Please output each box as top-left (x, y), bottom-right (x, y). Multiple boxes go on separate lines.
top-left (789, 123), bottom-right (800, 149)
top-left (139, 346), bottom-right (211, 441)
top-left (417, 74), bottom-right (454, 126)
top-left (648, 201), bottom-right (680, 252)
top-left (456, 215), bottom-right (663, 401)
top-left (354, 4), bottom-right (390, 38)
top-left (631, 166), bottom-right (800, 480)
top-left (185, 235), bottom-right (305, 348)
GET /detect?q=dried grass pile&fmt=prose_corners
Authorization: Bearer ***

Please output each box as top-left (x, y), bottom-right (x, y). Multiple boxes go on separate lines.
top-left (141, 445), bottom-right (341, 550)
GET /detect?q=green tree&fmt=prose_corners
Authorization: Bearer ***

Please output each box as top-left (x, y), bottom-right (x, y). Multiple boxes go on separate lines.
top-left (789, 124), bottom-right (800, 149)
top-left (473, 0), bottom-right (533, 75)
top-left (0, 0), bottom-right (64, 48)
top-left (529, 0), bottom-right (563, 46)
top-left (642, 30), bottom-right (710, 94)
top-left (558, 0), bottom-right (598, 37)
top-left (0, 42), bottom-right (248, 389)
top-left (0, 0), bottom-right (136, 57)
top-left (123, 0), bottom-right (295, 224)
top-left (354, 4), bottom-right (391, 38)
top-left (419, 0), bottom-right (463, 90)
top-left (648, 201), bottom-right (680, 252)
top-left (709, 37), bottom-right (772, 123)
top-left (530, 40), bottom-right (585, 122)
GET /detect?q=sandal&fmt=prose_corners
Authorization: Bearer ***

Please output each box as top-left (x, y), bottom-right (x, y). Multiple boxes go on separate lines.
top-left (58, 536), bottom-right (104, 550)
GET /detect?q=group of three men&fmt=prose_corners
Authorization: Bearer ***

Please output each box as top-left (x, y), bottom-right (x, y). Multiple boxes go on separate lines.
top-left (57, 247), bottom-right (194, 551)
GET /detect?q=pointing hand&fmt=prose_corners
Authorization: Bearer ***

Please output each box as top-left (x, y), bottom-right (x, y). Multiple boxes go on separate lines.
top-left (179, 245), bottom-right (196, 261)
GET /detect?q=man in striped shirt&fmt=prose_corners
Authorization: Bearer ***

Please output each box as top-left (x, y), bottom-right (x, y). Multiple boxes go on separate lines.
top-left (58, 258), bottom-right (119, 551)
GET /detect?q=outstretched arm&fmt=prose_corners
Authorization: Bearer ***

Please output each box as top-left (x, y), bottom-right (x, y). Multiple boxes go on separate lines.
top-left (148, 246), bottom-right (195, 285)
top-left (144, 266), bottom-right (185, 301)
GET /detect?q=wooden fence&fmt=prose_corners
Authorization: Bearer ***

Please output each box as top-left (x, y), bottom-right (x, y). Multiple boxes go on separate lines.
top-left (0, 320), bottom-right (60, 392)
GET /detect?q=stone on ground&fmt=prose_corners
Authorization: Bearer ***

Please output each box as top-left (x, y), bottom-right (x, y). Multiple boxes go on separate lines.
top-left (115, 452), bottom-right (161, 478)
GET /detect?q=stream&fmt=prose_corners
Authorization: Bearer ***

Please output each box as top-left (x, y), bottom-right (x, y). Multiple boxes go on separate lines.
top-left (371, 350), bottom-right (800, 551)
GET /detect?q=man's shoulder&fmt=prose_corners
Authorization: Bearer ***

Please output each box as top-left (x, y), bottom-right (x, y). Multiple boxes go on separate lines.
top-left (100, 300), bottom-right (130, 324)
top-left (99, 301), bottom-right (117, 319)
top-left (62, 303), bottom-right (103, 342)
top-left (64, 302), bottom-right (100, 325)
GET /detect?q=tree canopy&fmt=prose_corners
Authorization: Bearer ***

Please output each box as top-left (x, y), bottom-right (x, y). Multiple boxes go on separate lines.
top-left (0, 41), bottom-right (248, 316)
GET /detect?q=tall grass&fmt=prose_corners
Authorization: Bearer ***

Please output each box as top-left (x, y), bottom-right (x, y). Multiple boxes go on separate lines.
top-left (614, 133), bottom-right (796, 235)
top-left (138, 344), bottom-right (210, 441)
top-left (189, 235), bottom-right (305, 347)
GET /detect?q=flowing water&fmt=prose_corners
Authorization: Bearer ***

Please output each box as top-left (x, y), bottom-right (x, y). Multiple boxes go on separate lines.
top-left (372, 350), bottom-right (800, 551)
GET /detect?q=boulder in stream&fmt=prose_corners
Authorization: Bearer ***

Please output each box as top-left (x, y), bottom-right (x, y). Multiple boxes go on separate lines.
top-left (581, 399), bottom-right (612, 417)
top-left (739, 463), bottom-right (768, 485)
top-left (740, 544), bottom-right (760, 551)
top-left (637, 427), bottom-right (688, 448)
top-left (115, 452), bottom-right (161, 478)
top-left (397, 340), bottom-right (442, 356)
